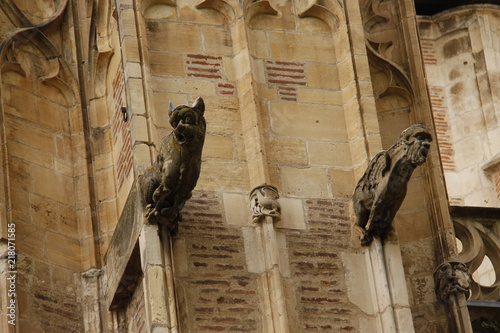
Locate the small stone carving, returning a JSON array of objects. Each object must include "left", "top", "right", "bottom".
[
  {"left": 250, "top": 184, "right": 281, "bottom": 223},
  {"left": 434, "top": 261, "right": 471, "bottom": 302},
  {"left": 352, "top": 124, "right": 432, "bottom": 246},
  {"left": 139, "top": 97, "right": 206, "bottom": 230}
]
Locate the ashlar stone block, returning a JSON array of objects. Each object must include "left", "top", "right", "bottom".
[
  {"left": 203, "top": 135, "right": 233, "bottom": 159},
  {"left": 269, "top": 101, "right": 347, "bottom": 141},
  {"left": 31, "top": 164, "right": 74, "bottom": 205},
  {"left": 308, "top": 141, "right": 351, "bottom": 167},
  {"left": 280, "top": 166, "right": 329, "bottom": 198},
  {"left": 223, "top": 193, "right": 250, "bottom": 226},
  {"left": 307, "top": 63, "right": 341, "bottom": 90},
  {"left": 268, "top": 31, "right": 336, "bottom": 63}
]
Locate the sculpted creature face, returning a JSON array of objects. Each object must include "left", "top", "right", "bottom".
[
  {"left": 400, "top": 124, "right": 432, "bottom": 166},
  {"left": 168, "top": 97, "right": 206, "bottom": 149}
]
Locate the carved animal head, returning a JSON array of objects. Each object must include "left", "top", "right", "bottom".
[
  {"left": 399, "top": 124, "right": 432, "bottom": 166},
  {"left": 168, "top": 97, "right": 206, "bottom": 150}
]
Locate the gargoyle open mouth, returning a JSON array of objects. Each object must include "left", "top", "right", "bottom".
[
  {"left": 176, "top": 133, "right": 187, "bottom": 144},
  {"left": 420, "top": 149, "right": 428, "bottom": 159}
]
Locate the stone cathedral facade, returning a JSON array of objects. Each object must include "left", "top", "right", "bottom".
[{"left": 0, "top": 0, "right": 499, "bottom": 332}]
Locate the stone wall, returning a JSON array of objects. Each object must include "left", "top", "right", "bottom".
[
  {"left": 418, "top": 5, "right": 500, "bottom": 207},
  {"left": 0, "top": 30, "right": 86, "bottom": 331},
  {"left": 0, "top": 0, "right": 479, "bottom": 332}
]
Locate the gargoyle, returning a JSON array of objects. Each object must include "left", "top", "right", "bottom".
[
  {"left": 139, "top": 97, "right": 206, "bottom": 230},
  {"left": 352, "top": 124, "right": 432, "bottom": 246}
]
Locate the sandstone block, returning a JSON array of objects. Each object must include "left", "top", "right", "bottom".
[
  {"left": 268, "top": 31, "right": 337, "bottom": 63},
  {"left": 280, "top": 166, "right": 329, "bottom": 198},
  {"left": 7, "top": 139, "right": 52, "bottom": 169},
  {"left": 151, "top": 76, "right": 216, "bottom": 96},
  {"left": 94, "top": 167, "right": 117, "bottom": 201},
  {"left": 16, "top": 223, "right": 46, "bottom": 261},
  {"left": 130, "top": 114, "right": 149, "bottom": 143},
  {"left": 146, "top": 22, "right": 200, "bottom": 53},
  {"left": 248, "top": 29, "right": 269, "bottom": 58},
  {"left": 306, "top": 64, "right": 340, "bottom": 90},
  {"left": 29, "top": 193, "right": 57, "bottom": 229},
  {"left": 308, "top": 141, "right": 351, "bottom": 167},
  {"left": 329, "top": 168, "right": 355, "bottom": 199},
  {"left": 203, "top": 135, "right": 234, "bottom": 159},
  {"left": 31, "top": 164, "right": 74, "bottom": 205},
  {"left": 6, "top": 115, "right": 56, "bottom": 155},
  {"left": 59, "top": 204, "right": 79, "bottom": 236},
  {"left": 269, "top": 101, "right": 347, "bottom": 141},
  {"left": 297, "top": 88, "right": 342, "bottom": 105},
  {"left": 196, "top": 160, "right": 249, "bottom": 192},
  {"left": 223, "top": 193, "right": 250, "bottom": 226},
  {"left": 266, "top": 138, "right": 307, "bottom": 165},
  {"left": 149, "top": 51, "right": 185, "bottom": 77},
  {"left": 47, "top": 233, "right": 81, "bottom": 271},
  {"left": 202, "top": 25, "right": 233, "bottom": 56},
  {"left": 275, "top": 197, "right": 305, "bottom": 230},
  {"left": 122, "top": 37, "right": 140, "bottom": 63}
]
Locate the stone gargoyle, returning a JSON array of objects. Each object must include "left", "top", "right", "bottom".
[
  {"left": 139, "top": 97, "right": 206, "bottom": 230},
  {"left": 352, "top": 124, "right": 432, "bottom": 246}
]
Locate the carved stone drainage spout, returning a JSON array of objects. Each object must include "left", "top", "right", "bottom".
[{"left": 352, "top": 124, "right": 432, "bottom": 246}]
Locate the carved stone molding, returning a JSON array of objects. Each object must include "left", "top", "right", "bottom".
[
  {"left": 454, "top": 219, "right": 500, "bottom": 300},
  {"left": 0, "top": 0, "right": 78, "bottom": 104},
  {"left": 361, "top": 0, "right": 413, "bottom": 102},
  {"left": 1, "top": 30, "right": 77, "bottom": 105},
  {"left": 434, "top": 261, "right": 471, "bottom": 302},
  {"left": 141, "top": 0, "right": 176, "bottom": 19},
  {"left": 91, "top": 0, "right": 118, "bottom": 98},
  {"left": 196, "top": 0, "right": 237, "bottom": 23},
  {"left": 243, "top": 0, "right": 278, "bottom": 23},
  {"left": 298, "top": 1, "right": 341, "bottom": 31},
  {"left": 249, "top": 184, "right": 281, "bottom": 223}
]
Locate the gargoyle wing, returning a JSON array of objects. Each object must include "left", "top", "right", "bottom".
[{"left": 364, "top": 150, "right": 391, "bottom": 190}]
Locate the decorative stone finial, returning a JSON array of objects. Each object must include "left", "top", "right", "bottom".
[
  {"left": 352, "top": 124, "right": 432, "bottom": 246},
  {"left": 249, "top": 184, "right": 281, "bottom": 223},
  {"left": 139, "top": 97, "right": 206, "bottom": 231},
  {"left": 434, "top": 261, "right": 471, "bottom": 302}
]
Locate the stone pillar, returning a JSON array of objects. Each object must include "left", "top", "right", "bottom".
[
  {"left": 81, "top": 268, "right": 102, "bottom": 332},
  {"left": 139, "top": 223, "right": 178, "bottom": 333},
  {"left": 365, "top": 239, "right": 416, "bottom": 333},
  {"left": 249, "top": 185, "right": 289, "bottom": 333}
]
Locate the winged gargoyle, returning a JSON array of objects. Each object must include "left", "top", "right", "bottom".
[{"left": 352, "top": 124, "right": 432, "bottom": 246}]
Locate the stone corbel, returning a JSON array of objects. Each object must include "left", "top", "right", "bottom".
[
  {"left": 434, "top": 261, "right": 471, "bottom": 302},
  {"left": 248, "top": 184, "right": 289, "bottom": 332},
  {"left": 250, "top": 184, "right": 281, "bottom": 223}
]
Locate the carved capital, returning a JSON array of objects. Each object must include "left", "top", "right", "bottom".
[
  {"left": 249, "top": 184, "right": 281, "bottom": 223},
  {"left": 434, "top": 261, "right": 471, "bottom": 302}
]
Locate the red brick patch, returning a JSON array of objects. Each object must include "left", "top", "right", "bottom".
[
  {"left": 111, "top": 64, "right": 133, "bottom": 189},
  {"left": 429, "top": 87, "right": 455, "bottom": 171},
  {"left": 265, "top": 60, "right": 307, "bottom": 101}
]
